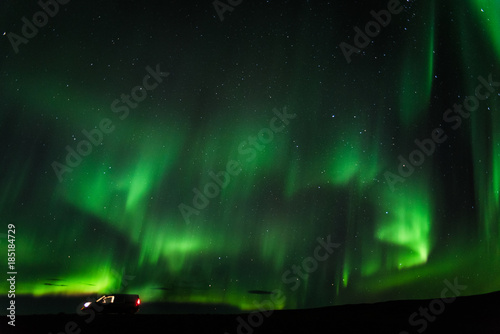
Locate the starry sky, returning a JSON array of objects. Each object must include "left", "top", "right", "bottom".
[{"left": 0, "top": 0, "right": 499, "bottom": 314}]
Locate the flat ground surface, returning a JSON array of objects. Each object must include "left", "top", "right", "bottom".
[{"left": 2, "top": 292, "right": 499, "bottom": 334}]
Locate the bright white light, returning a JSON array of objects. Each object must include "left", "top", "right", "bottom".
[{"left": 84, "top": 302, "right": 91, "bottom": 308}]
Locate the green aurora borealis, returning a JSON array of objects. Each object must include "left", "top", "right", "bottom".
[{"left": 1, "top": 0, "right": 499, "bottom": 314}]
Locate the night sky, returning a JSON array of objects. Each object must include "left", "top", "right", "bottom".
[{"left": 1, "top": 0, "right": 499, "bottom": 314}]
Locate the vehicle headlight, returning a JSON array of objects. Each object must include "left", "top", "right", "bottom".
[{"left": 84, "top": 302, "right": 91, "bottom": 308}]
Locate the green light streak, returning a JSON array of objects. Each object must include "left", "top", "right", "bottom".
[
  {"left": 399, "top": 1, "right": 435, "bottom": 125},
  {"left": 342, "top": 261, "right": 350, "bottom": 287},
  {"left": 260, "top": 227, "right": 288, "bottom": 269},
  {"left": 376, "top": 186, "right": 433, "bottom": 269},
  {"left": 327, "top": 129, "right": 382, "bottom": 187},
  {"left": 469, "top": 0, "right": 500, "bottom": 58}
]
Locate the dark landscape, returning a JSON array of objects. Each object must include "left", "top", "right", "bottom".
[{"left": 2, "top": 291, "right": 499, "bottom": 334}]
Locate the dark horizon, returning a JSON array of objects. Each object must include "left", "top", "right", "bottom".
[
  {"left": 2, "top": 291, "right": 500, "bottom": 333},
  {"left": 1, "top": 1, "right": 499, "bottom": 329},
  {"left": 0, "top": 286, "right": 495, "bottom": 316}
]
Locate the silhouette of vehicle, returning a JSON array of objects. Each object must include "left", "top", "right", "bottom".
[{"left": 81, "top": 294, "right": 141, "bottom": 314}]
